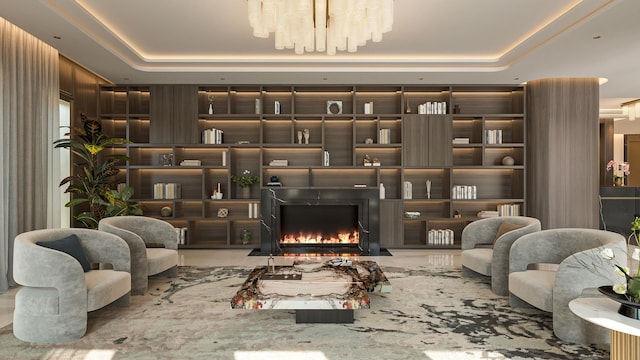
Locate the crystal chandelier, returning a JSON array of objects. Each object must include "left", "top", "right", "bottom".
[{"left": 247, "top": 0, "right": 394, "bottom": 55}]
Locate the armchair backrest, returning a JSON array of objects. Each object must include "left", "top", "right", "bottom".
[
  {"left": 461, "top": 216, "right": 541, "bottom": 250},
  {"left": 99, "top": 216, "right": 178, "bottom": 250}
]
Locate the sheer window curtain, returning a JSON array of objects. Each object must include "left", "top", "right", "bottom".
[{"left": 0, "top": 18, "right": 59, "bottom": 293}]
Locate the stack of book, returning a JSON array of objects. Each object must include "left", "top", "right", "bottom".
[
  {"left": 477, "top": 210, "right": 499, "bottom": 218},
  {"left": 268, "top": 159, "right": 288, "bottom": 166},
  {"left": 452, "top": 137, "right": 470, "bottom": 144},
  {"left": 202, "top": 128, "right": 224, "bottom": 144},
  {"left": 266, "top": 181, "right": 282, "bottom": 187},
  {"left": 179, "top": 159, "right": 201, "bottom": 166}
]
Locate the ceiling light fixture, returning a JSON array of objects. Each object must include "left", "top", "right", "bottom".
[
  {"left": 247, "top": 0, "right": 393, "bottom": 55},
  {"left": 622, "top": 99, "right": 640, "bottom": 121}
]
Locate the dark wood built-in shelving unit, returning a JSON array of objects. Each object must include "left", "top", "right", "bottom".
[{"left": 97, "top": 84, "right": 526, "bottom": 249}]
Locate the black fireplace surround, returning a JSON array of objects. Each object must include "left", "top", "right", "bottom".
[{"left": 260, "top": 188, "right": 380, "bottom": 255}]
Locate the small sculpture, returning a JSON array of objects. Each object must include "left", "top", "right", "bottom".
[
  {"left": 297, "top": 130, "right": 303, "bottom": 144},
  {"left": 364, "top": 154, "right": 372, "bottom": 166},
  {"left": 207, "top": 93, "right": 214, "bottom": 115},
  {"left": 303, "top": 129, "right": 310, "bottom": 144}
]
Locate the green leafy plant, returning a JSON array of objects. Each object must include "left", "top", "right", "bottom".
[
  {"left": 231, "top": 169, "right": 259, "bottom": 188},
  {"left": 54, "top": 113, "right": 140, "bottom": 228}
]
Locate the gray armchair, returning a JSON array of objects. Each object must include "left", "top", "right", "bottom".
[
  {"left": 461, "top": 216, "right": 541, "bottom": 295},
  {"left": 13, "top": 228, "right": 131, "bottom": 343},
  {"left": 99, "top": 216, "right": 178, "bottom": 295},
  {"left": 508, "top": 228, "right": 627, "bottom": 344}
]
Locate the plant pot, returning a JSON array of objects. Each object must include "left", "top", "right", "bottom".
[
  {"left": 241, "top": 187, "right": 251, "bottom": 199},
  {"left": 628, "top": 277, "right": 640, "bottom": 301},
  {"left": 614, "top": 178, "right": 623, "bottom": 186}
]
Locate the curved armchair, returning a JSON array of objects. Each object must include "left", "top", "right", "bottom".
[
  {"left": 99, "top": 216, "right": 178, "bottom": 295},
  {"left": 508, "top": 228, "right": 627, "bottom": 344},
  {"left": 461, "top": 216, "right": 541, "bottom": 295},
  {"left": 13, "top": 228, "right": 131, "bottom": 343}
]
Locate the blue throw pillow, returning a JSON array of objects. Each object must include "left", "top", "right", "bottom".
[{"left": 37, "top": 234, "right": 92, "bottom": 272}]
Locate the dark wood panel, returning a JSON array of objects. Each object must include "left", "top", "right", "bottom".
[
  {"left": 173, "top": 85, "right": 198, "bottom": 143},
  {"left": 527, "top": 78, "right": 599, "bottom": 229},
  {"left": 403, "top": 115, "right": 430, "bottom": 167},
  {"left": 380, "top": 200, "right": 404, "bottom": 248},
  {"left": 428, "top": 115, "right": 452, "bottom": 166},
  {"left": 149, "top": 85, "right": 174, "bottom": 144}
]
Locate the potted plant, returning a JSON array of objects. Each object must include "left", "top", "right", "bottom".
[
  {"left": 54, "top": 113, "right": 141, "bottom": 228},
  {"left": 231, "top": 169, "right": 259, "bottom": 199}
]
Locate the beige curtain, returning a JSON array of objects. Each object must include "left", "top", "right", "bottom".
[{"left": 0, "top": 18, "right": 59, "bottom": 292}]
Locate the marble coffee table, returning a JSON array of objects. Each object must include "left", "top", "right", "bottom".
[{"left": 231, "top": 259, "right": 391, "bottom": 323}]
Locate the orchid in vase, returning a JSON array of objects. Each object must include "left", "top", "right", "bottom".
[{"left": 606, "top": 160, "right": 630, "bottom": 186}]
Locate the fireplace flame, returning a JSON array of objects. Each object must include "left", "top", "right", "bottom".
[{"left": 280, "top": 230, "right": 359, "bottom": 244}]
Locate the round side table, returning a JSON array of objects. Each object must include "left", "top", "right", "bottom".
[{"left": 569, "top": 296, "right": 640, "bottom": 360}]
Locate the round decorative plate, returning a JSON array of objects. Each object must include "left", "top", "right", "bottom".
[{"left": 217, "top": 208, "right": 228, "bottom": 218}]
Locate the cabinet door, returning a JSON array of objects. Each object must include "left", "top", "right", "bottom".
[
  {"left": 150, "top": 85, "right": 198, "bottom": 144},
  {"left": 380, "top": 200, "right": 404, "bottom": 248},
  {"left": 403, "top": 114, "right": 452, "bottom": 167}
]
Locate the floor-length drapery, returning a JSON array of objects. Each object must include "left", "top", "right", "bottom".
[{"left": 0, "top": 17, "right": 59, "bottom": 293}]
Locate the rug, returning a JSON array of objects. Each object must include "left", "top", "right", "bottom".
[{"left": 0, "top": 266, "right": 608, "bottom": 360}]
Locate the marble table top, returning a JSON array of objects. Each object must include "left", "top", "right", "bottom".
[
  {"left": 231, "top": 260, "right": 391, "bottom": 310},
  {"left": 569, "top": 296, "right": 640, "bottom": 336}
]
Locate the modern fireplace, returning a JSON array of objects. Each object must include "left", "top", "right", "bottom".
[{"left": 260, "top": 188, "right": 380, "bottom": 255}]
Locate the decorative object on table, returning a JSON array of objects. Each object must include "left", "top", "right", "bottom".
[
  {"left": 501, "top": 155, "right": 515, "bottom": 166},
  {"left": 454, "top": 210, "right": 461, "bottom": 218},
  {"left": 241, "top": 229, "right": 252, "bottom": 245},
  {"left": 363, "top": 154, "right": 372, "bottom": 166},
  {"left": 453, "top": 104, "right": 461, "bottom": 114},
  {"left": 160, "top": 206, "right": 173, "bottom": 217},
  {"left": 326, "top": 100, "right": 342, "bottom": 114},
  {"left": 364, "top": 137, "right": 374, "bottom": 144},
  {"left": 297, "top": 130, "right": 303, "bottom": 144},
  {"left": 222, "top": 150, "right": 227, "bottom": 166},
  {"left": 217, "top": 208, "right": 229, "bottom": 218},
  {"left": 405, "top": 98, "right": 411, "bottom": 113},
  {"left": 379, "top": 183, "right": 385, "bottom": 199},
  {"left": 255, "top": 99, "right": 261, "bottom": 114},
  {"left": 231, "top": 169, "right": 259, "bottom": 198},
  {"left": 606, "top": 160, "right": 630, "bottom": 186},
  {"left": 581, "top": 218, "right": 640, "bottom": 318},
  {"left": 274, "top": 100, "right": 281, "bottom": 114},
  {"left": 303, "top": 128, "right": 310, "bottom": 144},
  {"left": 426, "top": 180, "right": 432, "bottom": 199},
  {"left": 207, "top": 93, "right": 214, "bottom": 114},
  {"left": 372, "top": 157, "right": 380, "bottom": 166},
  {"left": 53, "top": 112, "right": 139, "bottom": 228}
]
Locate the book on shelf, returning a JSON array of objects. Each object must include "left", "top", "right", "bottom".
[
  {"left": 180, "top": 159, "right": 201, "bottom": 166},
  {"left": 497, "top": 204, "right": 520, "bottom": 216},
  {"left": 484, "top": 129, "right": 503, "bottom": 144},
  {"left": 452, "top": 138, "right": 470, "bottom": 144},
  {"left": 452, "top": 185, "right": 477, "bottom": 200},
  {"left": 153, "top": 183, "right": 181, "bottom": 199},
  {"left": 477, "top": 210, "right": 499, "bottom": 218},
  {"left": 378, "top": 128, "right": 391, "bottom": 144},
  {"left": 268, "top": 159, "right": 289, "bottom": 166},
  {"left": 266, "top": 182, "right": 282, "bottom": 187},
  {"left": 202, "top": 128, "right": 223, "bottom": 144}
]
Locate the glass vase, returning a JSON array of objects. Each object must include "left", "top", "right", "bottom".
[{"left": 628, "top": 277, "right": 640, "bottom": 301}]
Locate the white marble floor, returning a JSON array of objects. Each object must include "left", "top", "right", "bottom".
[{"left": 0, "top": 249, "right": 461, "bottom": 329}]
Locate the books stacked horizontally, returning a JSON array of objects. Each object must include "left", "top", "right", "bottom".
[
  {"left": 202, "top": 128, "right": 223, "bottom": 144},
  {"left": 268, "top": 159, "right": 288, "bottom": 166},
  {"left": 153, "top": 183, "right": 181, "bottom": 199},
  {"left": 451, "top": 185, "right": 477, "bottom": 199},
  {"left": 485, "top": 129, "right": 503, "bottom": 144},
  {"left": 180, "top": 159, "right": 201, "bottom": 166},
  {"left": 477, "top": 210, "right": 499, "bottom": 218},
  {"left": 452, "top": 137, "right": 470, "bottom": 144},
  {"left": 497, "top": 204, "right": 520, "bottom": 216},
  {"left": 378, "top": 128, "right": 391, "bottom": 144},
  {"left": 266, "top": 181, "right": 282, "bottom": 187}
]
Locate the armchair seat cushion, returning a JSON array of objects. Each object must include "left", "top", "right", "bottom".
[
  {"left": 461, "top": 248, "right": 493, "bottom": 276},
  {"left": 509, "top": 270, "right": 556, "bottom": 313},
  {"left": 146, "top": 248, "right": 179, "bottom": 276},
  {"left": 85, "top": 270, "right": 131, "bottom": 312}
]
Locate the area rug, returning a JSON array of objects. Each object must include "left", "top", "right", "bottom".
[{"left": 0, "top": 266, "right": 608, "bottom": 360}]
